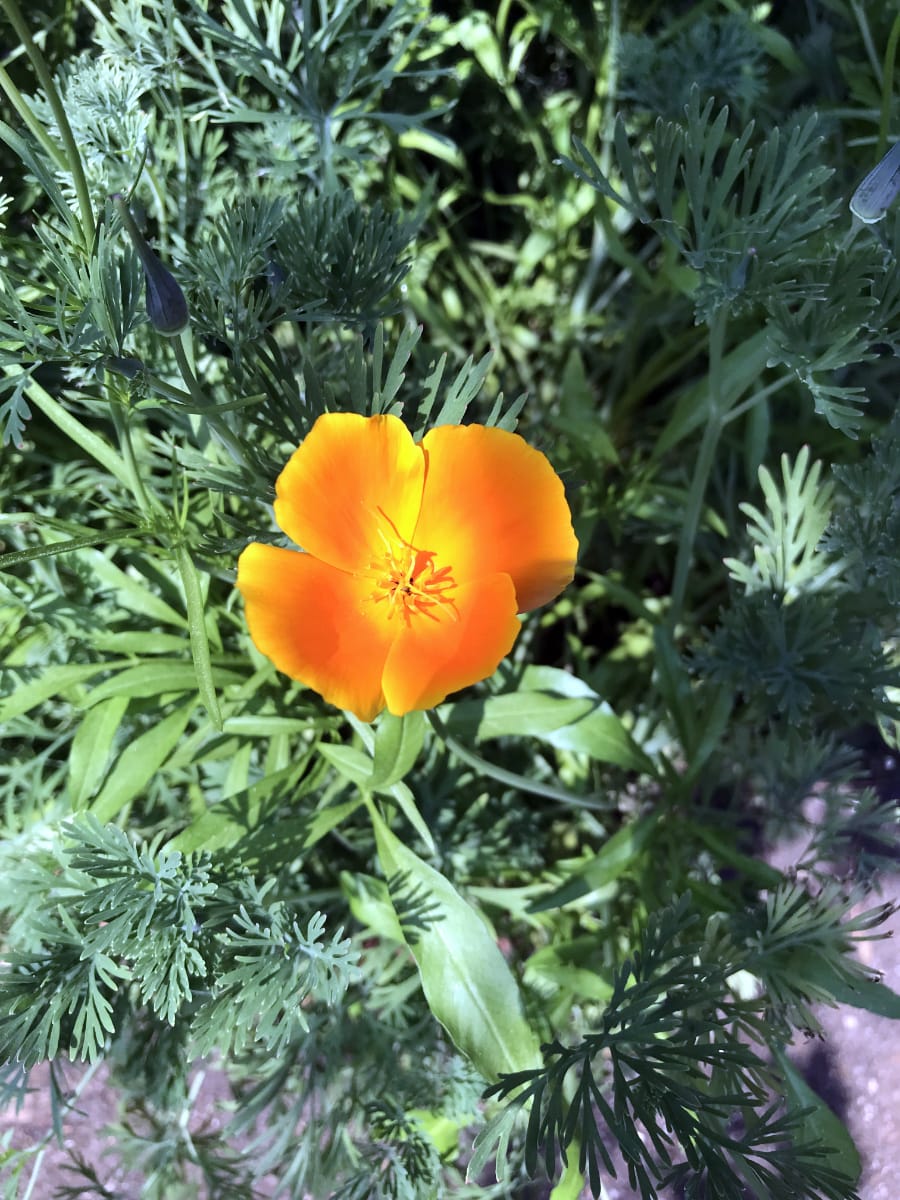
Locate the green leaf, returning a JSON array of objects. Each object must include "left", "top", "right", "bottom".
[
  {"left": 523, "top": 939, "right": 615, "bottom": 1004},
  {"left": 724, "top": 447, "right": 840, "bottom": 599},
  {"left": 549, "top": 1153, "right": 586, "bottom": 1200},
  {"left": 0, "top": 662, "right": 114, "bottom": 722},
  {"left": 299, "top": 794, "right": 366, "bottom": 850},
  {"left": 81, "top": 662, "right": 241, "bottom": 706},
  {"left": 319, "top": 743, "right": 374, "bottom": 788},
  {"left": 344, "top": 715, "right": 436, "bottom": 852},
  {"left": 368, "top": 802, "right": 541, "bottom": 1081},
  {"left": 175, "top": 543, "right": 222, "bottom": 731},
  {"left": 789, "top": 949, "right": 900, "bottom": 1018},
  {"left": 89, "top": 701, "right": 193, "bottom": 821},
  {"left": 774, "top": 1049, "right": 861, "bottom": 1182},
  {"left": 67, "top": 695, "right": 129, "bottom": 807},
  {"left": 80, "top": 548, "right": 189, "bottom": 628},
  {"left": 443, "top": 670, "right": 654, "bottom": 774},
  {"left": 467, "top": 1103, "right": 521, "bottom": 1186},
  {"left": 168, "top": 758, "right": 325, "bottom": 856},
  {"left": 341, "top": 871, "right": 404, "bottom": 942},
  {"left": 528, "top": 812, "right": 660, "bottom": 912},
  {"left": 371, "top": 711, "right": 426, "bottom": 787}
]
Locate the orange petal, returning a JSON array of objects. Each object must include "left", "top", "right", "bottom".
[
  {"left": 381, "top": 573, "right": 520, "bottom": 715},
  {"left": 415, "top": 425, "right": 578, "bottom": 611},
  {"left": 273, "top": 413, "right": 425, "bottom": 572},
  {"left": 236, "top": 542, "right": 394, "bottom": 721}
]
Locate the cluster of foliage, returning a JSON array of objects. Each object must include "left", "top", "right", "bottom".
[{"left": 1, "top": 1, "right": 899, "bottom": 1197}]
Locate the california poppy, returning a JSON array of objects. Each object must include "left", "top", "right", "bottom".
[{"left": 237, "top": 413, "right": 578, "bottom": 721}]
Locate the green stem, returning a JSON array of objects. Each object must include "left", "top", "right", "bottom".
[
  {"left": 426, "top": 711, "right": 611, "bottom": 812},
  {"left": 110, "top": 402, "right": 159, "bottom": 518},
  {"left": 0, "top": 62, "right": 67, "bottom": 168},
  {"left": 0, "top": 0, "right": 94, "bottom": 249},
  {"left": 850, "top": 0, "right": 882, "bottom": 87},
  {"left": 23, "top": 377, "right": 132, "bottom": 489},
  {"left": 723, "top": 374, "right": 792, "bottom": 425},
  {"left": 879, "top": 13, "right": 900, "bottom": 159},
  {"left": 669, "top": 308, "right": 729, "bottom": 625}
]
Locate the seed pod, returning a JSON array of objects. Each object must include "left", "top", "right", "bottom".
[{"left": 113, "top": 194, "right": 189, "bottom": 336}]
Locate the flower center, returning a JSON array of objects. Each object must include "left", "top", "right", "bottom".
[{"left": 365, "top": 508, "right": 457, "bottom": 625}]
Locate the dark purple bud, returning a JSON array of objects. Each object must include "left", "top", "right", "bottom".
[{"left": 113, "top": 194, "right": 189, "bottom": 337}]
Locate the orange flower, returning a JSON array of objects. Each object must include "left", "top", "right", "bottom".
[{"left": 237, "top": 413, "right": 578, "bottom": 721}]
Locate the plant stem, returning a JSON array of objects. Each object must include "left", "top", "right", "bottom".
[
  {"left": 0, "top": 62, "right": 67, "bottom": 168},
  {"left": 24, "top": 378, "right": 133, "bottom": 490},
  {"left": 0, "top": 0, "right": 94, "bottom": 249},
  {"left": 669, "top": 307, "right": 729, "bottom": 625},
  {"left": 110, "top": 402, "right": 157, "bottom": 519},
  {"left": 879, "top": 13, "right": 900, "bottom": 159}
]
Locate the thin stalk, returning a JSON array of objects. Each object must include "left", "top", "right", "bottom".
[
  {"left": 849, "top": 0, "right": 882, "bottom": 87},
  {"left": 24, "top": 378, "right": 133, "bottom": 490},
  {"left": 426, "top": 711, "right": 612, "bottom": 812},
  {"left": 723, "top": 374, "right": 792, "bottom": 425},
  {"left": 879, "top": 13, "right": 900, "bottom": 159},
  {"left": 669, "top": 308, "right": 729, "bottom": 625},
  {"left": 0, "top": 0, "right": 94, "bottom": 249},
  {"left": 0, "top": 62, "right": 67, "bottom": 168},
  {"left": 110, "top": 402, "right": 158, "bottom": 519}
]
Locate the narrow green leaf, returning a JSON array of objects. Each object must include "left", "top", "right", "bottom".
[
  {"left": 0, "top": 526, "right": 148, "bottom": 570},
  {"left": 80, "top": 548, "right": 189, "bottom": 628},
  {"left": 299, "top": 795, "right": 365, "bottom": 850},
  {"left": 774, "top": 1049, "right": 862, "bottom": 1182},
  {"left": 466, "top": 1103, "right": 521, "bottom": 1185},
  {"left": 319, "top": 743, "right": 374, "bottom": 788},
  {"left": 0, "top": 662, "right": 114, "bottom": 723},
  {"left": 81, "top": 662, "right": 241, "bottom": 706},
  {"left": 67, "top": 695, "right": 129, "bottom": 807},
  {"left": 90, "top": 701, "right": 193, "bottom": 821},
  {"left": 341, "top": 871, "right": 405, "bottom": 942},
  {"left": 24, "top": 381, "right": 133, "bottom": 490},
  {"left": 371, "top": 711, "right": 426, "bottom": 787},
  {"left": 344, "top": 714, "right": 436, "bottom": 852},
  {"left": 168, "top": 759, "right": 320, "bottom": 855},
  {"left": 549, "top": 1152, "right": 586, "bottom": 1200},
  {"left": 383, "top": 780, "right": 435, "bottom": 854},
  {"left": 528, "top": 813, "right": 660, "bottom": 912},
  {"left": 788, "top": 950, "right": 900, "bottom": 1018},
  {"left": 222, "top": 715, "right": 323, "bottom": 736},
  {"left": 368, "top": 802, "right": 541, "bottom": 1081},
  {"left": 91, "top": 632, "right": 192, "bottom": 656},
  {"left": 175, "top": 543, "right": 222, "bottom": 730},
  {"left": 442, "top": 684, "right": 652, "bottom": 774}
]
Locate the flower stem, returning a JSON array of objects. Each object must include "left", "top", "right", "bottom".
[
  {"left": 0, "top": 0, "right": 95, "bottom": 249},
  {"left": 110, "top": 401, "right": 158, "bottom": 519},
  {"left": 668, "top": 308, "right": 729, "bottom": 626}
]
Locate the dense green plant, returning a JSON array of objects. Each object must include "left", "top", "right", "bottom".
[{"left": 1, "top": 1, "right": 900, "bottom": 1198}]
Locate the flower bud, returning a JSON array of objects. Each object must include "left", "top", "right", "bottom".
[
  {"left": 113, "top": 194, "right": 189, "bottom": 336},
  {"left": 850, "top": 141, "right": 900, "bottom": 225}
]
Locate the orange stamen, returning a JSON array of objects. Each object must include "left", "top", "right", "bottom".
[{"left": 364, "top": 507, "right": 458, "bottom": 625}]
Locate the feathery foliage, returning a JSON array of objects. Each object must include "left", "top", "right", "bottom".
[{"left": 1, "top": 1, "right": 899, "bottom": 1197}]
